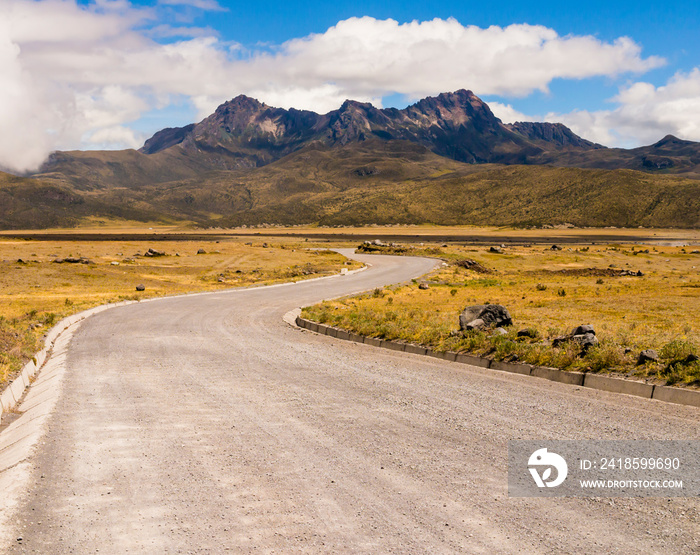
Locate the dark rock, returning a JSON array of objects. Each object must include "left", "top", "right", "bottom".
[
  {"left": 552, "top": 336, "right": 569, "bottom": 347},
  {"left": 418, "top": 283, "right": 429, "bottom": 290},
  {"left": 455, "top": 259, "right": 492, "bottom": 274},
  {"left": 571, "top": 324, "right": 595, "bottom": 336},
  {"left": 196, "top": 248, "right": 206, "bottom": 255},
  {"left": 637, "top": 349, "right": 659, "bottom": 365},
  {"left": 135, "top": 284, "right": 146, "bottom": 291},
  {"left": 573, "top": 333, "right": 599, "bottom": 350},
  {"left": 489, "top": 246, "right": 503, "bottom": 254},
  {"left": 551, "top": 245, "right": 562, "bottom": 250},
  {"left": 144, "top": 248, "right": 165, "bottom": 257},
  {"left": 517, "top": 328, "right": 537, "bottom": 338},
  {"left": 459, "top": 304, "right": 512, "bottom": 331},
  {"left": 684, "top": 354, "right": 699, "bottom": 364}
]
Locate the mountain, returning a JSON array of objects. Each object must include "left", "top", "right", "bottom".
[
  {"left": 2, "top": 89, "right": 697, "bottom": 230},
  {"left": 137, "top": 89, "right": 603, "bottom": 167}
]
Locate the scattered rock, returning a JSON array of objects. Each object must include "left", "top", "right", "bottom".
[
  {"left": 217, "top": 276, "right": 225, "bottom": 283},
  {"left": 262, "top": 243, "right": 269, "bottom": 248},
  {"left": 143, "top": 248, "right": 165, "bottom": 257},
  {"left": 110, "top": 261, "right": 120, "bottom": 266},
  {"left": 683, "top": 354, "right": 699, "bottom": 364},
  {"left": 637, "top": 349, "right": 659, "bottom": 365},
  {"left": 572, "top": 333, "right": 599, "bottom": 350},
  {"left": 489, "top": 246, "right": 503, "bottom": 254},
  {"left": 418, "top": 283, "right": 429, "bottom": 290},
  {"left": 455, "top": 259, "right": 492, "bottom": 274},
  {"left": 517, "top": 328, "right": 537, "bottom": 339},
  {"left": 551, "top": 245, "right": 562, "bottom": 251},
  {"left": 196, "top": 248, "right": 206, "bottom": 255},
  {"left": 135, "top": 284, "right": 146, "bottom": 292},
  {"left": 492, "top": 327, "right": 508, "bottom": 336},
  {"left": 459, "top": 304, "right": 512, "bottom": 331}
]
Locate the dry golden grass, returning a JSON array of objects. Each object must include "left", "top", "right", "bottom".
[
  {"left": 0, "top": 234, "right": 358, "bottom": 387},
  {"left": 304, "top": 241, "right": 700, "bottom": 386}
]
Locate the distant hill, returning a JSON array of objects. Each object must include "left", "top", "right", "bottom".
[{"left": 4, "top": 140, "right": 698, "bottom": 229}]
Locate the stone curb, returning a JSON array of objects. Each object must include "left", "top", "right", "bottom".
[{"left": 294, "top": 317, "right": 699, "bottom": 409}]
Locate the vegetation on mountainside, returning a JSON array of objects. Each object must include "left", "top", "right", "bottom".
[{"left": 4, "top": 141, "right": 700, "bottom": 230}]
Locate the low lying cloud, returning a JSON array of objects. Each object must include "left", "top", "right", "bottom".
[{"left": 0, "top": 1, "right": 670, "bottom": 172}]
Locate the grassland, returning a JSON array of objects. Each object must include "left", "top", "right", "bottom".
[
  {"left": 0, "top": 233, "right": 359, "bottom": 388},
  {"left": 303, "top": 240, "right": 700, "bottom": 387}
]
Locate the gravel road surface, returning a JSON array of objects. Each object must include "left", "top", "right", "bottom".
[{"left": 2, "top": 250, "right": 699, "bottom": 554}]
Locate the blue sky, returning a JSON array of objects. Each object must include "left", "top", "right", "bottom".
[{"left": 1, "top": 0, "right": 700, "bottom": 172}]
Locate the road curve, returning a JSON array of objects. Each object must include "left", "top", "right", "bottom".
[{"left": 2, "top": 250, "right": 699, "bottom": 554}]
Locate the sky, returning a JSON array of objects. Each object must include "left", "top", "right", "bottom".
[{"left": 1, "top": 0, "right": 700, "bottom": 173}]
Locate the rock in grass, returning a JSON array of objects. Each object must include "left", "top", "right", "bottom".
[
  {"left": 573, "top": 333, "right": 599, "bottom": 351},
  {"left": 492, "top": 327, "right": 508, "bottom": 336},
  {"left": 459, "top": 304, "right": 512, "bottom": 331},
  {"left": 135, "top": 284, "right": 146, "bottom": 292},
  {"left": 144, "top": 248, "right": 165, "bottom": 257},
  {"left": 196, "top": 248, "right": 206, "bottom": 255},
  {"left": 571, "top": 324, "right": 595, "bottom": 336},
  {"left": 489, "top": 246, "right": 503, "bottom": 254},
  {"left": 637, "top": 349, "right": 659, "bottom": 365},
  {"left": 517, "top": 328, "right": 538, "bottom": 338},
  {"left": 418, "top": 283, "right": 429, "bottom": 290}
]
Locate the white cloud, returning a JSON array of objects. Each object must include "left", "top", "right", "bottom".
[
  {"left": 158, "top": 0, "right": 225, "bottom": 10},
  {"left": 539, "top": 68, "right": 700, "bottom": 147},
  {"left": 0, "top": 3, "right": 668, "bottom": 172},
  {"left": 488, "top": 102, "right": 538, "bottom": 124}
]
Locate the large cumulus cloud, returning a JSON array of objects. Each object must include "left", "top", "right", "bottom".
[{"left": 0, "top": 1, "right": 668, "bottom": 172}]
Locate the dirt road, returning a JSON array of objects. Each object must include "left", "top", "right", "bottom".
[{"left": 2, "top": 251, "right": 698, "bottom": 553}]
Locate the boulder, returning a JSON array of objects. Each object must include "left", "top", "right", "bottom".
[
  {"left": 492, "top": 327, "right": 508, "bottom": 336},
  {"left": 196, "top": 248, "right": 206, "bottom": 255},
  {"left": 571, "top": 324, "right": 595, "bottom": 336},
  {"left": 459, "top": 304, "right": 512, "bottom": 331},
  {"left": 517, "top": 328, "right": 537, "bottom": 339},
  {"left": 489, "top": 246, "right": 503, "bottom": 254},
  {"left": 135, "top": 284, "right": 146, "bottom": 292},
  {"left": 418, "top": 283, "right": 429, "bottom": 290},
  {"left": 637, "top": 349, "right": 659, "bottom": 365}
]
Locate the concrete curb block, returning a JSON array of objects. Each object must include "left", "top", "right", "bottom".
[
  {"left": 583, "top": 373, "right": 654, "bottom": 399},
  {"left": 490, "top": 360, "right": 532, "bottom": 376},
  {"left": 532, "top": 366, "right": 585, "bottom": 386},
  {"left": 652, "top": 386, "right": 700, "bottom": 407},
  {"left": 293, "top": 316, "right": 700, "bottom": 409}
]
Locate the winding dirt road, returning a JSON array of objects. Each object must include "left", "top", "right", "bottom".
[{"left": 1, "top": 251, "right": 698, "bottom": 554}]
